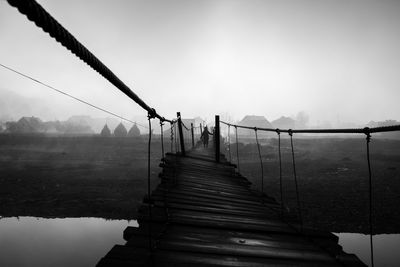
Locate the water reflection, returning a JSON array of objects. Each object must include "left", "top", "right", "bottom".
[
  {"left": 0, "top": 216, "right": 137, "bottom": 267},
  {"left": 336, "top": 233, "right": 400, "bottom": 267}
]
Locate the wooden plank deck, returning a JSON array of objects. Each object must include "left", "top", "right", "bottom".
[{"left": 97, "top": 148, "right": 366, "bottom": 267}]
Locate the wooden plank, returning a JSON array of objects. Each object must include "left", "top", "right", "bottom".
[
  {"left": 98, "top": 147, "right": 366, "bottom": 267},
  {"left": 102, "top": 245, "right": 342, "bottom": 267}
]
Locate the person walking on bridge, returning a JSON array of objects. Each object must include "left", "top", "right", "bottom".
[{"left": 201, "top": 126, "right": 213, "bottom": 148}]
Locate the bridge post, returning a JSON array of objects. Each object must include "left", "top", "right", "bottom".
[
  {"left": 215, "top": 115, "right": 220, "bottom": 162},
  {"left": 177, "top": 112, "right": 185, "bottom": 155},
  {"left": 191, "top": 123, "right": 195, "bottom": 148},
  {"left": 200, "top": 123, "right": 203, "bottom": 136}
]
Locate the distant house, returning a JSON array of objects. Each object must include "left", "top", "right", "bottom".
[
  {"left": 127, "top": 123, "right": 141, "bottom": 137},
  {"left": 271, "top": 116, "right": 296, "bottom": 129},
  {"left": 100, "top": 124, "right": 111, "bottom": 137},
  {"left": 6, "top": 116, "right": 44, "bottom": 133},
  {"left": 114, "top": 123, "right": 128, "bottom": 137},
  {"left": 237, "top": 115, "right": 273, "bottom": 138}
]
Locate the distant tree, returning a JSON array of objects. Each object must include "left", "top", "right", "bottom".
[
  {"left": 5, "top": 116, "right": 44, "bottom": 133},
  {"left": 114, "top": 123, "right": 127, "bottom": 137},
  {"left": 295, "top": 111, "right": 309, "bottom": 129},
  {"left": 127, "top": 123, "right": 141, "bottom": 137},
  {"left": 271, "top": 116, "right": 295, "bottom": 129},
  {"left": 63, "top": 122, "right": 93, "bottom": 135},
  {"left": 100, "top": 124, "right": 111, "bottom": 137}
]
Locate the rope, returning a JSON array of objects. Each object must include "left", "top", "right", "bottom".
[
  {"left": 276, "top": 129, "right": 284, "bottom": 218},
  {"left": 6, "top": 0, "right": 171, "bottom": 123},
  {"left": 254, "top": 128, "right": 264, "bottom": 196},
  {"left": 181, "top": 120, "right": 190, "bottom": 131},
  {"left": 160, "top": 120, "right": 165, "bottom": 161},
  {"left": 0, "top": 63, "right": 149, "bottom": 129},
  {"left": 365, "top": 129, "right": 375, "bottom": 267},
  {"left": 220, "top": 120, "right": 400, "bottom": 135},
  {"left": 235, "top": 126, "right": 240, "bottom": 173},
  {"left": 147, "top": 114, "right": 153, "bottom": 253},
  {"left": 174, "top": 123, "right": 179, "bottom": 153},
  {"left": 288, "top": 130, "right": 303, "bottom": 231},
  {"left": 170, "top": 122, "right": 174, "bottom": 153},
  {"left": 228, "top": 125, "right": 232, "bottom": 162}
]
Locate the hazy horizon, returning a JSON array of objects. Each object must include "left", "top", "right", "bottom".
[{"left": 1, "top": 0, "right": 400, "bottom": 127}]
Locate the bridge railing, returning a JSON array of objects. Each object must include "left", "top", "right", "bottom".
[
  {"left": 3, "top": 0, "right": 194, "bottom": 254},
  {"left": 216, "top": 117, "right": 400, "bottom": 267}
]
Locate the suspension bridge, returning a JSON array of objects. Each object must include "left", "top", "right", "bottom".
[{"left": 4, "top": 0, "right": 400, "bottom": 266}]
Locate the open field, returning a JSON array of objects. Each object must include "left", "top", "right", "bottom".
[
  {"left": 227, "top": 137, "right": 400, "bottom": 234},
  {"left": 0, "top": 134, "right": 399, "bottom": 234},
  {"left": 0, "top": 134, "right": 166, "bottom": 219}
]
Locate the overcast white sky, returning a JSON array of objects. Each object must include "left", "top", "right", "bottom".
[{"left": 1, "top": 0, "right": 400, "bottom": 126}]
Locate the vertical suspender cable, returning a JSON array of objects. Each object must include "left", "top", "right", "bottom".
[
  {"left": 170, "top": 122, "right": 173, "bottom": 153},
  {"left": 289, "top": 130, "right": 303, "bottom": 231},
  {"left": 228, "top": 125, "right": 232, "bottom": 162},
  {"left": 276, "top": 129, "right": 284, "bottom": 218},
  {"left": 160, "top": 121, "right": 164, "bottom": 161},
  {"left": 174, "top": 123, "right": 178, "bottom": 153},
  {"left": 235, "top": 126, "right": 240, "bottom": 173},
  {"left": 255, "top": 128, "right": 264, "bottom": 196},
  {"left": 365, "top": 128, "right": 374, "bottom": 267},
  {"left": 147, "top": 114, "right": 153, "bottom": 253}
]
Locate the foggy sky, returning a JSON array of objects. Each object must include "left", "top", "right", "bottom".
[{"left": 1, "top": 0, "right": 400, "bottom": 126}]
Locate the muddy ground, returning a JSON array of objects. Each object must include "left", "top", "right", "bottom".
[{"left": 0, "top": 134, "right": 399, "bottom": 234}]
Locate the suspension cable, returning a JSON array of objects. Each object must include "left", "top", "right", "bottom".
[
  {"left": 147, "top": 114, "right": 154, "bottom": 253},
  {"left": 0, "top": 63, "right": 149, "bottom": 129},
  {"left": 288, "top": 130, "right": 303, "bottom": 231},
  {"left": 235, "top": 126, "right": 240, "bottom": 173},
  {"left": 228, "top": 125, "right": 232, "bottom": 162},
  {"left": 6, "top": 0, "right": 172, "bottom": 123},
  {"left": 276, "top": 129, "right": 284, "bottom": 218},
  {"left": 254, "top": 128, "right": 264, "bottom": 196},
  {"left": 160, "top": 120, "right": 165, "bottom": 161},
  {"left": 174, "top": 122, "right": 179, "bottom": 153},
  {"left": 220, "top": 120, "right": 400, "bottom": 135},
  {"left": 170, "top": 122, "right": 174, "bottom": 153},
  {"left": 364, "top": 128, "right": 375, "bottom": 267}
]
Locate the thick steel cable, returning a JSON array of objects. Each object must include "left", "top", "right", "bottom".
[
  {"left": 277, "top": 129, "right": 284, "bottom": 218},
  {"left": 255, "top": 129, "right": 264, "bottom": 196},
  {"left": 160, "top": 121, "right": 165, "bottom": 161},
  {"left": 365, "top": 130, "right": 375, "bottom": 267},
  {"left": 147, "top": 115, "right": 153, "bottom": 253},
  {"left": 6, "top": 0, "right": 171, "bottom": 123},
  {"left": 235, "top": 126, "right": 240, "bottom": 173},
  {"left": 0, "top": 63, "right": 148, "bottom": 129},
  {"left": 289, "top": 130, "right": 303, "bottom": 231},
  {"left": 228, "top": 125, "right": 232, "bottom": 162}
]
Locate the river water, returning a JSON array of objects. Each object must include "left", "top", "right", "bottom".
[
  {"left": 336, "top": 233, "right": 400, "bottom": 267},
  {"left": 0, "top": 217, "right": 399, "bottom": 267},
  {"left": 0, "top": 217, "right": 137, "bottom": 267}
]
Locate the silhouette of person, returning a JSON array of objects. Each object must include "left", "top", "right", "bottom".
[{"left": 201, "top": 126, "right": 213, "bottom": 148}]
